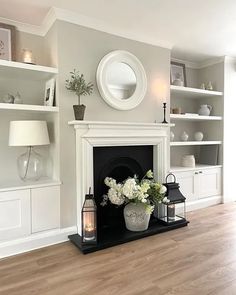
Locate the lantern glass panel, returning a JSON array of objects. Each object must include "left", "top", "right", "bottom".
[
  {"left": 157, "top": 201, "right": 186, "bottom": 224},
  {"left": 82, "top": 198, "right": 97, "bottom": 243}
]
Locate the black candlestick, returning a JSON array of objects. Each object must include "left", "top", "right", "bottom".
[{"left": 162, "top": 102, "right": 168, "bottom": 124}]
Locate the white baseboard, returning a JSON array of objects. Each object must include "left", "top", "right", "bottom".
[
  {"left": 0, "top": 226, "right": 77, "bottom": 259},
  {"left": 186, "top": 196, "right": 222, "bottom": 212}
]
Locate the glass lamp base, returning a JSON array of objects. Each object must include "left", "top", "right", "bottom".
[{"left": 17, "top": 147, "right": 43, "bottom": 181}]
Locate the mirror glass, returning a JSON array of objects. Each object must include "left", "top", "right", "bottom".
[{"left": 106, "top": 62, "right": 137, "bottom": 100}]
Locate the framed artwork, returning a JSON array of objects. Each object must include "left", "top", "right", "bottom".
[
  {"left": 170, "top": 61, "right": 187, "bottom": 87},
  {"left": 0, "top": 23, "right": 16, "bottom": 61},
  {"left": 44, "top": 78, "right": 55, "bottom": 106}
]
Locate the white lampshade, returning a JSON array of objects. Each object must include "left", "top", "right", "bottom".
[{"left": 9, "top": 121, "right": 50, "bottom": 146}]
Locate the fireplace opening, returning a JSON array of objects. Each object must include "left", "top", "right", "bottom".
[{"left": 93, "top": 145, "right": 153, "bottom": 235}]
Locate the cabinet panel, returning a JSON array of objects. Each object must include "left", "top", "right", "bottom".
[
  {"left": 0, "top": 190, "right": 30, "bottom": 241},
  {"left": 198, "top": 168, "right": 221, "bottom": 198},
  {"left": 175, "top": 171, "right": 196, "bottom": 201},
  {"left": 31, "top": 186, "right": 60, "bottom": 233}
]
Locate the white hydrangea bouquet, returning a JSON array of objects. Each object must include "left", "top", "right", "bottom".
[{"left": 102, "top": 170, "right": 169, "bottom": 213}]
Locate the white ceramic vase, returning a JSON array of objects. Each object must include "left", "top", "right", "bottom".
[
  {"left": 180, "top": 131, "right": 189, "bottom": 141},
  {"left": 170, "top": 131, "right": 175, "bottom": 141},
  {"left": 124, "top": 202, "right": 151, "bottom": 232},
  {"left": 182, "top": 155, "right": 195, "bottom": 168},
  {"left": 194, "top": 132, "right": 204, "bottom": 141},
  {"left": 198, "top": 105, "right": 212, "bottom": 116}
]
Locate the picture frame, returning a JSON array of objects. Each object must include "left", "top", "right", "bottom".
[
  {"left": 170, "top": 61, "right": 187, "bottom": 87},
  {"left": 0, "top": 23, "right": 16, "bottom": 61},
  {"left": 44, "top": 78, "right": 55, "bottom": 106}
]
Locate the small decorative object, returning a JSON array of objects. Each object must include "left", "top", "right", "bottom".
[
  {"left": 200, "top": 83, "right": 205, "bottom": 90},
  {"left": 81, "top": 188, "right": 97, "bottom": 244},
  {"left": 3, "top": 93, "right": 14, "bottom": 103},
  {"left": 206, "top": 81, "right": 213, "bottom": 91},
  {"left": 65, "top": 69, "right": 93, "bottom": 120},
  {"left": 180, "top": 131, "right": 189, "bottom": 141},
  {"left": 194, "top": 131, "right": 204, "bottom": 141},
  {"left": 156, "top": 173, "right": 186, "bottom": 225},
  {"left": 44, "top": 78, "right": 55, "bottom": 106},
  {"left": 13, "top": 92, "right": 23, "bottom": 104},
  {"left": 22, "top": 49, "right": 34, "bottom": 64},
  {"left": 102, "top": 170, "right": 167, "bottom": 232},
  {"left": 198, "top": 104, "right": 212, "bottom": 116},
  {"left": 170, "top": 131, "right": 175, "bottom": 142},
  {"left": 172, "top": 107, "right": 181, "bottom": 114},
  {"left": 162, "top": 102, "right": 168, "bottom": 123},
  {"left": 9, "top": 121, "right": 50, "bottom": 181},
  {"left": 0, "top": 23, "right": 16, "bottom": 61},
  {"left": 170, "top": 61, "right": 187, "bottom": 87},
  {"left": 181, "top": 155, "right": 195, "bottom": 168}
]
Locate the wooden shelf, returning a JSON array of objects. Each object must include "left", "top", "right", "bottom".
[
  {"left": 0, "top": 178, "right": 61, "bottom": 193},
  {"left": 170, "top": 141, "right": 222, "bottom": 146},
  {"left": 170, "top": 114, "right": 222, "bottom": 121},
  {"left": 170, "top": 164, "right": 222, "bottom": 172},
  {"left": 170, "top": 85, "right": 223, "bottom": 98},
  {"left": 0, "top": 103, "right": 59, "bottom": 113},
  {"left": 0, "top": 59, "right": 58, "bottom": 81}
]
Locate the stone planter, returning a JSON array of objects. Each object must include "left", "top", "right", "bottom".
[
  {"left": 123, "top": 202, "right": 151, "bottom": 232},
  {"left": 73, "top": 104, "right": 86, "bottom": 120}
]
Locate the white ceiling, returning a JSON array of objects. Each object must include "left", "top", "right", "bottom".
[{"left": 1, "top": 0, "right": 236, "bottom": 62}]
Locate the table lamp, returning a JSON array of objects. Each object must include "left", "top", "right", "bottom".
[{"left": 9, "top": 121, "right": 50, "bottom": 181}]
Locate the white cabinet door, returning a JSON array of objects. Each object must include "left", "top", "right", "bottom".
[
  {"left": 31, "top": 186, "right": 60, "bottom": 233},
  {"left": 197, "top": 168, "right": 221, "bottom": 199},
  {"left": 0, "top": 190, "right": 31, "bottom": 241},
  {"left": 174, "top": 171, "right": 196, "bottom": 201}
]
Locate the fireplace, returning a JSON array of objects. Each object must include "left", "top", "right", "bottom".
[
  {"left": 94, "top": 145, "right": 153, "bottom": 235},
  {"left": 68, "top": 121, "right": 188, "bottom": 253}
]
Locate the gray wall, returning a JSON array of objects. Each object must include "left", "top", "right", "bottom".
[{"left": 55, "top": 21, "right": 171, "bottom": 227}]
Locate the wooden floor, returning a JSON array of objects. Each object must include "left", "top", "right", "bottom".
[{"left": 1, "top": 203, "right": 236, "bottom": 295}]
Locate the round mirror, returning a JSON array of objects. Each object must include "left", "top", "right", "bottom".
[
  {"left": 107, "top": 62, "right": 137, "bottom": 100},
  {"left": 96, "top": 50, "right": 147, "bottom": 110}
]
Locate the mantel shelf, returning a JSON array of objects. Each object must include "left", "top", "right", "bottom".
[
  {"left": 0, "top": 59, "right": 58, "bottom": 81},
  {"left": 170, "top": 141, "right": 222, "bottom": 146},
  {"left": 170, "top": 85, "right": 223, "bottom": 98},
  {"left": 170, "top": 114, "right": 222, "bottom": 121},
  {"left": 0, "top": 103, "right": 59, "bottom": 113}
]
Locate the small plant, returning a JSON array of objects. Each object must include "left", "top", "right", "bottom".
[{"left": 65, "top": 69, "right": 93, "bottom": 105}]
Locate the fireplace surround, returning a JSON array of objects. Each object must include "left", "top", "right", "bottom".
[{"left": 68, "top": 121, "right": 188, "bottom": 253}]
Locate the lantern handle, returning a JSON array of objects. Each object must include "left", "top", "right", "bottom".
[{"left": 165, "top": 173, "right": 176, "bottom": 183}]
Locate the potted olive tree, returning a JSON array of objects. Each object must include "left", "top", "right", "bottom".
[{"left": 65, "top": 69, "right": 93, "bottom": 120}]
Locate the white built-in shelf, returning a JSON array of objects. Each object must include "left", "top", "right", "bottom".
[
  {"left": 0, "top": 178, "right": 61, "bottom": 193},
  {"left": 170, "top": 164, "right": 222, "bottom": 172},
  {"left": 170, "top": 85, "right": 223, "bottom": 98},
  {"left": 170, "top": 114, "right": 222, "bottom": 121},
  {"left": 170, "top": 141, "right": 222, "bottom": 146},
  {"left": 0, "top": 59, "right": 58, "bottom": 81},
  {"left": 0, "top": 103, "right": 59, "bottom": 113}
]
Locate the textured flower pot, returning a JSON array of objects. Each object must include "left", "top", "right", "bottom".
[
  {"left": 124, "top": 203, "right": 151, "bottom": 232},
  {"left": 73, "top": 104, "right": 86, "bottom": 120}
]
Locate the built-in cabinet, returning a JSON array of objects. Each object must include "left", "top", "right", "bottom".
[
  {"left": 170, "top": 60, "right": 224, "bottom": 208},
  {"left": 0, "top": 60, "right": 61, "bottom": 244}
]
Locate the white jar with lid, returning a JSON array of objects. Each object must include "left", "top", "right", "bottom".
[{"left": 181, "top": 155, "right": 195, "bottom": 168}]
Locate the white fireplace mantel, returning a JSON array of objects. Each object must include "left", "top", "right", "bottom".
[{"left": 69, "top": 120, "right": 172, "bottom": 234}]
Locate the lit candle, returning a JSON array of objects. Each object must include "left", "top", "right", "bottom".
[
  {"left": 22, "top": 49, "right": 33, "bottom": 64},
  {"left": 83, "top": 212, "right": 96, "bottom": 241}
]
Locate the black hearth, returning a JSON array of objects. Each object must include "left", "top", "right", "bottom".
[{"left": 69, "top": 145, "right": 188, "bottom": 254}]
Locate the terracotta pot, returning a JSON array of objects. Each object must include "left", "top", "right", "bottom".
[{"left": 73, "top": 104, "right": 86, "bottom": 120}]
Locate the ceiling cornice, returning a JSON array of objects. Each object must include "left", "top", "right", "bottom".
[{"left": 0, "top": 7, "right": 173, "bottom": 50}]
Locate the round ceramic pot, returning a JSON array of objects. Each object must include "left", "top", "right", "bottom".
[
  {"left": 124, "top": 203, "right": 151, "bottom": 232},
  {"left": 194, "top": 131, "right": 204, "bottom": 141},
  {"left": 182, "top": 155, "right": 195, "bottom": 168},
  {"left": 198, "top": 104, "right": 212, "bottom": 116}
]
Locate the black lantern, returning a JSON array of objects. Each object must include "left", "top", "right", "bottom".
[
  {"left": 157, "top": 173, "right": 186, "bottom": 224},
  {"left": 81, "top": 188, "right": 97, "bottom": 244}
]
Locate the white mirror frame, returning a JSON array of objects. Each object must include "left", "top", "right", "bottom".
[{"left": 96, "top": 50, "right": 147, "bottom": 110}]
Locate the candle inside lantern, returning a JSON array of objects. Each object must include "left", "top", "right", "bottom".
[
  {"left": 22, "top": 49, "right": 33, "bottom": 64},
  {"left": 83, "top": 211, "right": 96, "bottom": 241},
  {"left": 167, "top": 204, "right": 175, "bottom": 221}
]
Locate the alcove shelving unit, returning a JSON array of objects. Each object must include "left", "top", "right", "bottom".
[
  {"left": 0, "top": 59, "right": 61, "bottom": 244},
  {"left": 169, "top": 60, "right": 224, "bottom": 211}
]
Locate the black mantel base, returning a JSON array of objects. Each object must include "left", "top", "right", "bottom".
[{"left": 68, "top": 219, "right": 189, "bottom": 254}]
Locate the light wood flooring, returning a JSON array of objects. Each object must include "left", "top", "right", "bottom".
[{"left": 1, "top": 203, "right": 236, "bottom": 295}]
